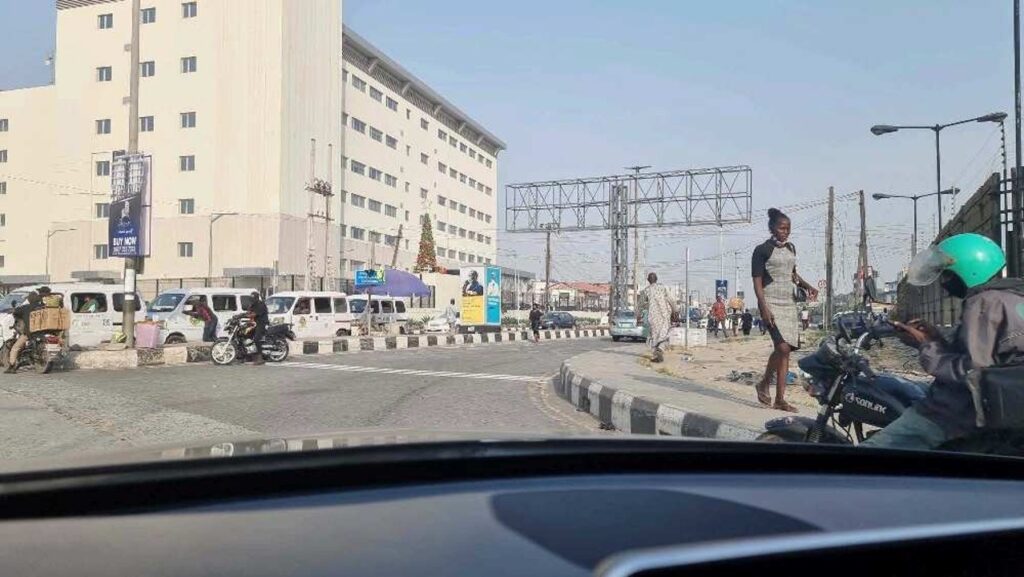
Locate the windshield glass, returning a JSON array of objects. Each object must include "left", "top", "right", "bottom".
[
  {"left": 0, "top": 2, "right": 1017, "bottom": 475},
  {"left": 265, "top": 297, "right": 295, "bottom": 315},
  {"left": 148, "top": 293, "right": 185, "bottom": 313}
]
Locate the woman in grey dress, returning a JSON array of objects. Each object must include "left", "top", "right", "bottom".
[{"left": 751, "top": 208, "right": 818, "bottom": 412}]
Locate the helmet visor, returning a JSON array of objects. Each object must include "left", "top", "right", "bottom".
[{"left": 907, "top": 246, "right": 955, "bottom": 286}]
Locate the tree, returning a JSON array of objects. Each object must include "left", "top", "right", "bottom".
[{"left": 414, "top": 214, "right": 439, "bottom": 273}]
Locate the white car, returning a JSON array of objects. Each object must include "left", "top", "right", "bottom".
[{"left": 424, "top": 315, "right": 458, "bottom": 334}]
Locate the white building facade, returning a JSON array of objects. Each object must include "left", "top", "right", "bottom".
[{"left": 0, "top": 0, "right": 502, "bottom": 290}]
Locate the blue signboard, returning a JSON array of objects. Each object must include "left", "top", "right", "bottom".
[
  {"left": 715, "top": 280, "right": 728, "bottom": 300},
  {"left": 485, "top": 267, "right": 501, "bottom": 324},
  {"left": 355, "top": 268, "right": 385, "bottom": 288}
]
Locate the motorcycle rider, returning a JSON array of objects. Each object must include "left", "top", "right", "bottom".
[
  {"left": 863, "top": 233, "right": 1024, "bottom": 450},
  {"left": 5, "top": 292, "right": 43, "bottom": 374},
  {"left": 245, "top": 291, "right": 269, "bottom": 365}
]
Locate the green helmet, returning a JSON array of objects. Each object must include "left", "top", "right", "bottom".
[{"left": 907, "top": 233, "right": 1005, "bottom": 288}]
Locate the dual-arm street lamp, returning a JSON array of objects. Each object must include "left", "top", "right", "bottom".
[
  {"left": 872, "top": 189, "right": 958, "bottom": 258},
  {"left": 871, "top": 112, "right": 1007, "bottom": 233}
]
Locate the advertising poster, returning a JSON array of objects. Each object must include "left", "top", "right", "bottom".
[
  {"left": 715, "top": 279, "right": 728, "bottom": 300},
  {"left": 108, "top": 154, "right": 152, "bottom": 257},
  {"left": 460, "top": 267, "right": 485, "bottom": 325},
  {"left": 484, "top": 266, "right": 501, "bottom": 324}
]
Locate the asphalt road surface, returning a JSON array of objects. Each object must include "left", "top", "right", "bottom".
[{"left": 0, "top": 339, "right": 615, "bottom": 462}]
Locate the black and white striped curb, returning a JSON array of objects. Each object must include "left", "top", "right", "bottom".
[{"left": 554, "top": 360, "right": 759, "bottom": 441}]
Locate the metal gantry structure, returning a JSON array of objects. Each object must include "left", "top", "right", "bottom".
[{"left": 506, "top": 165, "right": 753, "bottom": 317}]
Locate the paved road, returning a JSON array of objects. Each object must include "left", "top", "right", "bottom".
[{"left": 0, "top": 339, "right": 616, "bottom": 462}]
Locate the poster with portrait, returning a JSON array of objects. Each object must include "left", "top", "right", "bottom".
[{"left": 460, "top": 267, "right": 485, "bottom": 325}]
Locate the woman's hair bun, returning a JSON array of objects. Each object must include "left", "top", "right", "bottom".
[{"left": 767, "top": 208, "right": 782, "bottom": 219}]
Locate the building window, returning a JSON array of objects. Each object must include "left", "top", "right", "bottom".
[
  {"left": 420, "top": 153, "right": 429, "bottom": 165},
  {"left": 350, "top": 160, "right": 365, "bottom": 175},
  {"left": 352, "top": 75, "right": 366, "bottom": 92},
  {"left": 181, "top": 56, "right": 197, "bottom": 73},
  {"left": 179, "top": 155, "right": 196, "bottom": 171},
  {"left": 95, "top": 118, "right": 111, "bottom": 135},
  {"left": 449, "top": 168, "right": 457, "bottom": 179},
  {"left": 0, "top": 150, "right": 5, "bottom": 163},
  {"left": 477, "top": 183, "right": 484, "bottom": 192},
  {"left": 486, "top": 159, "right": 493, "bottom": 168},
  {"left": 448, "top": 200, "right": 457, "bottom": 210},
  {"left": 469, "top": 208, "right": 477, "bottom": 218},
  {"left": 469, "top": 231, "right": 476, "bottom": 240},
  {"left": 385, "top": 135, "right": 398, "bottom": 149},
  {"left": 351, "top": 118, "right": 366, "bottom": 133},
  {"left": 178, "top": 242, "right": 194, "bottom": 258},
  {"left": 0, "top": 182, "right": 5, "bottom": 195},
  {"left": 485, "top": 214, "right": 492, "bottom": 224},
  {"left": 448, "top": 249, "right": 456, "bottom": 259},
  {"left": 180, "top": 111, "right": 196, "bottom": 128},
  {"left": 182, "top": 2, "right": 197, "bottom": 18},
  {"left": 469, "top": 149, "right": 476, "bottom": 159},
  {"left": 141, "top": 7, "right": 157, "bottom": 23},
  {"left": 438, "top": 162, "right": 446, "bottom": 174},
  {"left": 386, "top": 97, "right": 398, "bottom": 111},
  {"left": 385, "top": 205, "right": 397, "bottom": 218},
  {"left": 96, "top": 160, "right": 110, "bottom": 176},
  {"left": 368, "top": 167, "right": 382, "bottom": 181},
  {"left": 98, "top": 13, "right": 114, "bottom": 29},
  {"left": 437, "top": 220, "right": 446, "bottom": 233},
  {"left": 351, "top": 260, "right": 366, "bottom": 270},
  {"left": 458, "top": 252, "right": 466, "bottom": 261},
  {"left": 141, "top": 61, "right": 156, "bottom": 77},
  {"left": 460, "top": 174, "right": 467, "bottom": 184},
  {"left": 404, "top": 182, "right": 410, "bottom": 193},
  {"left": 459, "top": 228, "right": 466, "bottom": 238},
  {"left": 369, "top": 231, "right": 382, "bottom": 244},
  {"left": 437, "top": 195, "right": 446, "bottom": 206},
  {"left": 420, "top": 188, "right": 428, "bottom": 199},
  {"left": 0, "top": 118, "right": 7, "bottom": 132},
  {"left": 178, "top": 198, "right": 195, "bottom": 214},
  {"left": 469, "top": 255, "right": 476, "bottom": 263},
  {"left": 449, "top": 224, "right": 457, "bottom": 234},
  {"left": 460, "top": 143, "right": 467, "bottom": 153},
  {"left": 369, "top": 86, "right": 383, "bottom": 102},
  {"left": 368, "top": 199, "right": 382, "bottom": 213},
  {"left": 405, "top": 210, "right": 410, "bottom": 221},
  {"left": 420, "top": 118, "right": 429, "bottom": 130},
  {"left": 95, "top": 203, "right": 110, "bottom": 218},
  {"left": 438, "top": 129, "right": 447, "bottom": 141},
  {"left": 351, "top": 227, "right": 365, "bottom": 240},
  {"left": 369, "top": 126, "right": 382, "bottom": 142},
  {"left": 485, "top": 186, "right": 492, "bottom": 196},
  {"left": 469, "top": 178, "right": 476, "bottom": 188},
  {"left": 384, "top": 235, "right": 397, "bottom": 246},
  {"left": 350, "top": 194, "right": 365, "bottom": 208},
  {"left": 97, "top": 66, "right": 112, "bottom": 82},
  {"left": 384, "top": 174, "right": 397, "bottom": 187},
  {"left": 450, "top": 137, "right": 458, "bottom": 148},
  {"left": 94, "top": 244, "right": 109, "bottom": 260},
  {"left": 459, "top": 203, "right": 466, "bottom": 214},
  {"left": 140, "top": 116, "right": 154, "bottom": 132}
]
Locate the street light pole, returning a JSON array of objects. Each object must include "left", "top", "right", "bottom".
[
  {"left": 934, "top": 128, "right": 943, "bottom": 231},
  {"left": 45, "top": 229, "right": 77, "bottom": 281},
  {"left": 207, "top": 212, "right": 238, "bottom": 280},
  {"left": 872, "top": 189, "right": 957, "bottom": 259}
]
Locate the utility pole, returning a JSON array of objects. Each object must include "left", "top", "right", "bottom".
[
  {"left": 324, "top": 143, "right": 333, "bottom": 290},
  {"left": 626, "top": 165, "right": 650, "bottom": 305},
  {"left": 121, "top": 0, "right": 142, "bottom": 347},
  {"left": 390, "top": 224, "right": 403, "bottom": 268},
  {"left": 684, "top": 246, "right": 690, "bottom": 349},
  {"left": 733, "top": 250, "right": 739, "bottom": 298},
  {"left": 825, "top": 187, "right": 834, "bottom": 323},
  {"left": 718, "top": 229, "right": 725, "bottom": 293},
  {"left": 1015, "top": 0, "right": 1023, "bottom": 277},
  {"left": 544, "top": 224, "right": 554, "bottom": 310},
  {"left": 304, "top": 139, "right": 316, "bottom": 291},
  {"left": 858, "top": 190, "right": 868, "bottom": 310}
]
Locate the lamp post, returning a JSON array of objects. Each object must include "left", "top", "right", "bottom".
[
  {"left": 207, "top": 212, "right": 238, "bottom": 280},
  {"left": 46, "top": 228, "right": 77, "bottom": 281},
  {"left": 871, "top": 189, "right": 957, "bottom": 257},
  {"left": 871, "top": 112, "right": 1007, "bottom": 235}
]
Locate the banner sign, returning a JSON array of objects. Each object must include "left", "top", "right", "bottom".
[
  {"left": 460, "top": 266, "right": 501, "bottom": 326},
  {"left": 715, "top": 279, "right": 728, "bottom": 300},
  {"left": 355, "top": 268, "right": 386, "bottom": 288},
  {"left": 485, "top": 267, "right": 501, "bottom": 324},
  {"left": 108, "top": 154, "right": 152, "bottom": 257}
]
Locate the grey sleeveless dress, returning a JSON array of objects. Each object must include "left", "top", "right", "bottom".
[{"left": 751, "top": 239, "right": 801, "bottom": 349}]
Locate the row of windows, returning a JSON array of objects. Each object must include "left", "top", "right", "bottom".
[
  {"left": 95, "top": 112, "right": 197, "bottom": 135},
  {"left": 344, "top": 226, "right": 411, "bottom": 251},
  {"left": 344, "top": 114, "right": 397, "bottom": 149},
  {"left": 97, "top": 57, "right": 195, "bottom": 82},
  {"left": 345, "top": 193, "right": 407, "bottom": 221},
  {"left": 436, "top": 161, "right": 492, "bottom": 196},
  {"left": 93, "top": 155, "right": 194, "bottom": 176},
  {"left": 435, "top": 195, "right": 493, "bottom": 224},
  {"left": 433, "top": 246, "right": 492, "bottom": 265},
  {"left": 437, "top": 128, "right": 493, "bottom": 169},
  {"left": 434, "top": 220, "right": 492, "bottom": 245},
  {"left": 346, "top": 72, "right": 399, "bottom": 112},
  {"left": 347, "top": 158, "right": 397, "bottom": 188},
  {"left": 98, "top": 3, "right": 197, "bottom": 29}
]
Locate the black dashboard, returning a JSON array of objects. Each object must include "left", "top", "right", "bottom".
[{"left": 1, "top": 439, "right": 1024, "bottom": 576}]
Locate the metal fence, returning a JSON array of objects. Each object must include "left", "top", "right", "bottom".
[{"left": 896, "top": 172, "right": 1001, "bottom": 324}]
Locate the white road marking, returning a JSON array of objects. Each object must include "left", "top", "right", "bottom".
[{"left": 275, "top": 361, "right": 541, "bottom": 383}]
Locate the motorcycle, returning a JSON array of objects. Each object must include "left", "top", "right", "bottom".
[
  {"left": 0, "top": 328, "right": 66, "bottom": 374},
  {"left": 758, "top": 317, "right": 928, "bottom": 444},
  {"left": 210, "top": 314, "right": 294, "bottom": 366}
]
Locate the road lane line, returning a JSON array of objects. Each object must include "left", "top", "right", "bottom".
[{"left": 273, "top": 362, "right": 540, "bottom": 383}]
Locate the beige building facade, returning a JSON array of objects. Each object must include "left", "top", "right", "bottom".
[{"left": 0, "top": 0, "right": 502, "bottom": 289}]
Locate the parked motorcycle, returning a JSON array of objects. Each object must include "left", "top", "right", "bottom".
[
  {"left": 211, "top": 314, "right": 294, "bottom": 366},
  {"left": 0, "top": 328, "right": 66, "bottom": 374},
  {"left": 758, "top": 317, "right": 928, "bottom": 444}
]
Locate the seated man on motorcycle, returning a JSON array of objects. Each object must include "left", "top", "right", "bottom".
[
  {"left": 245, "top": 292, "right": 269, "bottom": 366},
  {"left": 864, "top": 233, "right": 1024, "bottom": 450},
  {"left": 5, "top": 292, "right": 43, "bottom": 374}
]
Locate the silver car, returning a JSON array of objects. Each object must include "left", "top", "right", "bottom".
[{"left": 610, "top": 310, "right": 647, "bottom": 342}]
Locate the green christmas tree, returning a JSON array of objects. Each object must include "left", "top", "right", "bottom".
[{"left": 414, "top": 214, "right": 439, "bottom": 273}]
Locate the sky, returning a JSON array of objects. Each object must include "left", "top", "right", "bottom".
[{"left": 1, "top": 0, "right": 1017, "bottom": 299}]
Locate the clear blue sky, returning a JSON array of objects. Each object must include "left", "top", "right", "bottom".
[{"left": 2, "top": 0, "right": 1017, "bottom": 296}]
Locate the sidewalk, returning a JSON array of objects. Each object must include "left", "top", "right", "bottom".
[{"left": 555, "top": 336, "right": 820, "bottom": 440}]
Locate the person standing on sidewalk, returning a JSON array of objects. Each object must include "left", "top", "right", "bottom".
[
  {"left": 800, "top": 307, "right": 810, "bottom": 330},
  {"left": 528, "top": 303, "right": 543, "bottom": 343},
  {"left": 185, "top": 297, "right": 218, "bottom": 343},
  {"left": 444, "top": 299, "right": 459, "bottom": 334},
  {"left": 741, "top": 309, "right": 753, "bottom": 336},
  {"left": 710, "top": 295, "right": 726, "bottom": 338},
  {"left": 637, "top": 272, "right": 678, "bottom": 363},
  {"left": 751, "top": 208, "right": 818, "bottom": 412}
]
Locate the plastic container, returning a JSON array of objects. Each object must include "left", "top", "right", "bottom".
[{"left": 134, "top": 322, "right": 162, "bottom": 349}]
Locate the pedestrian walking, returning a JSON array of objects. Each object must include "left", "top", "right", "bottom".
[
  {"left": 710, "top": 295, "right": 726, "bottom": 338},
  {"left": 751, "top": 208, "right": 818, "bottom": 412},
  {"left": 528, "top": 303, "right": 542, "bottom": 343},
  {"left": 800, "top": 308, "right": 810, "bottom": 331},
  {"left": 185, "top": 297, "right": 218, "bottom": 343},
  {"left": 741, "top": 309, "right": 753, "bottom": 336},
  {"left": 637, "top": 272, "right": 678, "bottom": 363},
  {"left": 444, "top": 298, "right": 459, "bottom": 334}
]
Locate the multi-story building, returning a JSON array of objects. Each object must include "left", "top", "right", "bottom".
[{"left": 0, "top": 0, "right": 502, "bottom": 290}]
